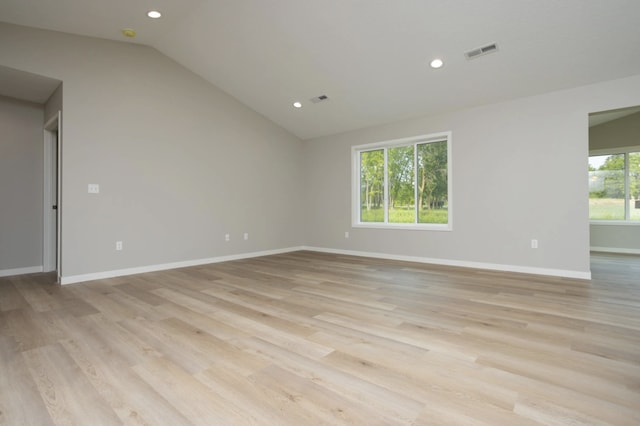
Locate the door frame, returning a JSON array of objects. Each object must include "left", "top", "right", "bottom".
[{"left": 43, "top": 111, "right": 61, "bottom": 281}]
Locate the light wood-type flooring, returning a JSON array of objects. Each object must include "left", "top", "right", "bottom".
[{"left": 1, "top": 251, "right": 639, "bottom": 425}]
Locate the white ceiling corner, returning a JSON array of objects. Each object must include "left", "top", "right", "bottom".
[{"left": 0, "top": 65, "right": 61, "bottom": 104}]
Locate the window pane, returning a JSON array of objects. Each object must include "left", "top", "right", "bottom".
[
  {"left": 417, "top": 141, "right": 448, "bottom": 224},
  {"left": 353, "top": 132, "right": 451, "bottom": 229},
  {"left": 589, "top": 154, "right": 624, "bottom": 220},
  {"left": 387, "top": 145, "right": 415, "bottom": 223},
  {"left": 630, "top": 152, "right": 640, "bottom": 221},
  {"left": 360, "top": 149, "right": 384, "bottom": 222}
]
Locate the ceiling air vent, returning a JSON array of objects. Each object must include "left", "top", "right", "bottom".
[
  {"left": 464, "top": 43, "right": 498, "bottom": 60},
  {"left": 310, "top": 95, "right": 329, "bottom": 104}
]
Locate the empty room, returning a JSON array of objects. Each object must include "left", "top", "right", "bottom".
[{"left": 1, "top": 1, "right": 639, "bottom": 424}]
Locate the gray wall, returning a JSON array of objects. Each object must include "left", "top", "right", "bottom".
[
  {"left": 589, "top": 111, "right": 640, "bottom": 253},
  {"left": 0, "top": 96, "right": 44, "bottom": 272},
  {"left": 304, "top": 74, "right": 640, "bottom": 277},
  {"left": 0, "top": 23, "right": 305, "bottom": 280},
  {"left": 2, "top": 21, "right": 640, "bottom": 280}
]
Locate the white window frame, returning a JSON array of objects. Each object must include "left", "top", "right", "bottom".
[
  {"left": 589, "top": 145, "right": 640, "bottom": 225},
  {"left": 352, "top": 131, "right": 452, "bottom": 231}
]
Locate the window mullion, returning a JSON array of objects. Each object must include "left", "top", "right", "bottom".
[
  {"left": 383, "top": 148, "right": 389, "bottom": 223},
  {"left": 414, "top": 143, "right": 418, "bottom": 224},
  {"left": 625, "top": 153, "right": 630, "bottom": 220},
  {"left": 357, "top": 152, "right": 362, "bottom": 223}
]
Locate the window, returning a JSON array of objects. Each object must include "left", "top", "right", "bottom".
[
  {"left": 352, "top": 132, "right": 451, "bottom": 229},
  {"left": 589, "top": 148, "right": 640, "bottom": 222}
]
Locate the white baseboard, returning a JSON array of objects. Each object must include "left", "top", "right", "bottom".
[
  {"left": 60, "top": 246, "right": 304, "bottom": 285},
  {"left": 0, "top": 265, "right": 44, "bottom": 278},
  {"left": 60, "top": 244, "right": 594, "bottom": 285},
  {"left": 302, "top": 246, "right": 592, "bottom": 280},
  {"left": 591, "top": 246, "right": 640, "bottom": 255}
]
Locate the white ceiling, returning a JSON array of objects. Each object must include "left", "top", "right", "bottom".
[{"left": 1, "top": 0, "right": 640, "bottom": 139}]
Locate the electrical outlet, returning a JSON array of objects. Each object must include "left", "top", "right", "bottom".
[
  {"left": 243, "top": 233, "right": 249, "bottom": 240},
  {"left": 225, "top": 233, "right": 230, "bottom": 242},
  {"left": 531, "top": 239, "right": 538, "bottom": 249},
  {"left": 88, "top": 184, "right": 100, "bottom": 194},
  {"left": 116, "top": 241, "right": 123, "bottom": 251},
  {"left": 344, "top": 231, "right": 350, "bottom": 239}
]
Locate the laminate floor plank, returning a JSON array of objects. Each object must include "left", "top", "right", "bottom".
[
  {"left": 0, "top": 251, "right": 638, "bottom": 424},
  {"left": 66, "top": 283, "right": 152, "bottom": 321},
  {"left": 0, "top": 336, "right": 52, "bottom": 426},
  {"left": 249, "top": 364, "right": 395, "bottom": 426},
  {"left": 194, "top": 366, "right": 308, "bottom": 425},
  {"left": 111, "top": 281, "right": 169, "bottom": 307},
  {"left": 57, "top": 313, "right": 164, "bottom": 368},
  {"left": 150, "top": 287, "right": 221, "bottom": 314},
  {"left": 0, "top": 278, "right": 29, "bottom": 312},
  {"left": 22, "top": 343, "right": 122, "bottom": 425},
  {"left": 132, "top": 357, "right": 241, "bottom": 425},
  {"left": 154, "top": 301, "right": 253, "bottom": 342},
  {"left": 236, "top": 336, "right": 424, "bottom": 424},
  {"left": 211, "top": 309, "right": 334, "bottom": 360},
  {"left": 1, "top": 308, "right": 67, "bottom": 351},
  {"left": 58, "top": 338, "right": 190, "bottom": 426},
  {"left": 12, "top": 276, "right": 66, "bottom": 313},
  {"left": 198, "top": 290, "right": 318, "bottom": 337},
  {"left": 501, "top": 371, "right": 640, "bottom": 426}
]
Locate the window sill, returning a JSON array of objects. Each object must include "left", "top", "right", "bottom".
[
  {"left": 352, "top": 222, "right": 452, "bottom": 231},
  {"left": 590, "top": 220, "right": 640, "bottom": 226}
]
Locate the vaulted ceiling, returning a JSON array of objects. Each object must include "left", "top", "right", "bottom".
[{"left": 1, "top": 0, "right": 640, "bottom": 139}]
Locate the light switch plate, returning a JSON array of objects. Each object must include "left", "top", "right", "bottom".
[{"left": 88, "top": 184, "right": 100, "bottom": 194}]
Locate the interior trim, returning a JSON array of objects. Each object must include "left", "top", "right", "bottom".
[{"left": 303, "top": 246, "right": 592, "bottom": 280}]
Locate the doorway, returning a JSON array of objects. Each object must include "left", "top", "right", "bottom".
[
  {"left": 44, "top": 111, "right": 61, "bottom": 281},
  {"left": 588, "top": 106, "right": 640, "bottom": 256}
]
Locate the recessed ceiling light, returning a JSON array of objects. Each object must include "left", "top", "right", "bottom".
[
  {"left": 147, "top": 10, "right": 162, "bottom": 19},
  {"left": 430, "top": 58, "right": 444, "bottom": 69},
  {"left": 293, "top": 102, "right": 302, "bottom": 108}
]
